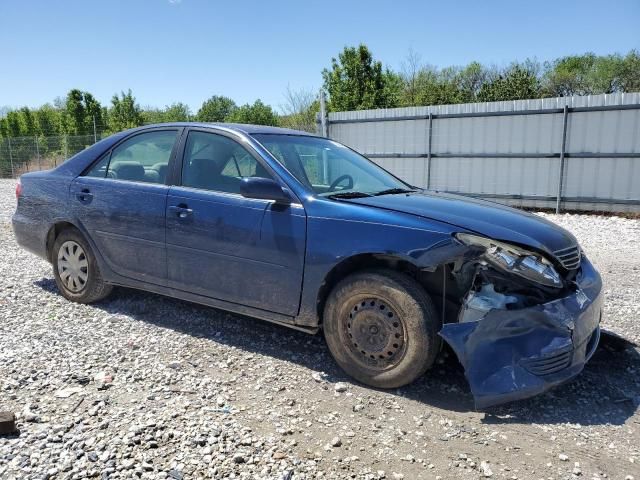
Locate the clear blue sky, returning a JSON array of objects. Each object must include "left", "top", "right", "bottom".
[{"left": 1, "top": 0, "right": 638, "bottom": 113}]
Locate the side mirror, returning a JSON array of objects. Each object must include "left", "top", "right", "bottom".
[{"left": 240, "top": 177, "right": 291, "bottom": 204}]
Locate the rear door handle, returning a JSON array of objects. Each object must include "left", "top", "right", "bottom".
[
  {"left": 168, "top": 205, "right": 193, "bottom": 219},
  {"left": 75, "top": 188, "right": 93, "bottom": 203}
]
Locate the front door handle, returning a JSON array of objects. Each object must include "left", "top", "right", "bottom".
[
  {"left": 168, "top": 205, "right": 193, "bottom": 219},
  {"left": 75, "top": 188, "right": 93, "bottom": 203}
]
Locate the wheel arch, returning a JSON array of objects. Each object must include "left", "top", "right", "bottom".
[
  {"left": 46, "top": 221, "right": 83, "bottom": 262},
  {"left": 316, "top": 253, "right": 445, "bottom": 325}
]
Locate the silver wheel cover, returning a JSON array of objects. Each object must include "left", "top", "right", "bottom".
[{"left": 57, "top": 240, "right": 89, "bottom": 293}]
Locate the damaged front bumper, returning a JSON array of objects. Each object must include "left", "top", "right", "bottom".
[{"left": 439, "top": 256, "right": 603, "bottom": 409}]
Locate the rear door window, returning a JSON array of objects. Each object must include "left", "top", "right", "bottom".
[{"left": 85, "top": 130, "right": 178, "bottom": 184}]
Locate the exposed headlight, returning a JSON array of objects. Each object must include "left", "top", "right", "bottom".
[{"left": 455, "top": 233, "right": 562, "bottom": 288}]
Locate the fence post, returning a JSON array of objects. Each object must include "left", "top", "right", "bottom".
[
  {"left": 61, "top": 135, "right": 68, "bottom": 167},
  {"left": 555, "top": 105, "right": 569, "bottom": 214},
  {"left": 93, "top": 115, "right": 97, "bottom": 143},
  {"left": 426, "top": 112, "right": 433, "bottom": 190},
  {"left": 7, "top": 137, "right": 14, "bottom": 178},
  {"left": 319, "top": 90, "right": 328, "bottom": 138},
  {"left": 35, "top": 136, "right": 41, "bottom": 171}
]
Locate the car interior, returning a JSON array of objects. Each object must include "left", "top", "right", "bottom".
[
  {"left": 84, "top": 130, "right": 359, "bottom": 196},
  {"left": 106, "top": 160, "right": 168, "bottom": 184},
  {"left": 181, "top": 135, "right": 273, "bottom": 194},
  {"left": 85, "top": 131, "right": 176, "bottom": 183}
]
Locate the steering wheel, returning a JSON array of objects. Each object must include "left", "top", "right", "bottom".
[{"left": 328, "top": 174, "right": 354, "bottom": 192}]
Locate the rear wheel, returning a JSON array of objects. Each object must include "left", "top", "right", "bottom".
[
  {"left": 52, "top": 229, "right": 112, "bottom": 303},
  {"left": 323, "top": 269, "right": 441, "bottom": 389}
]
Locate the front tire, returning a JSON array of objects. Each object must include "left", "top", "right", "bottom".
[
  {"left": 323, "top": 269, "right": 441, "bottom": 389},
  {"left": 52, "top": 228, "right": 113, "bottom": 304}
]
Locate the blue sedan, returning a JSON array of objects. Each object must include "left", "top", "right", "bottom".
[{"left": 12, "top": 123, "right": 602, "bottom": 408}]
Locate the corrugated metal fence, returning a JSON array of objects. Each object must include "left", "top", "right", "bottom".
[{"left": 322, "top": 93, "right": 640, "bottom": 213}]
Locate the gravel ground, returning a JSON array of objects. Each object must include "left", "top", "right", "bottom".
[{"left": 0, "top": 178, "right": 639, "bottom": 480}]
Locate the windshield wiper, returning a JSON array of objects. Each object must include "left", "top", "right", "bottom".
[
  {"left": 373, "top": 188, "right": 417, "bottom": 196},
  {"left": 327, "top": 191, "right": 373, "bottom": 199}
]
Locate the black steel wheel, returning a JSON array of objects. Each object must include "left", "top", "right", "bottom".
[
  {"left": 345, "top": 297, "right": 407, "bottom": 369},
  {"left": 324, "top": 269, "right": 441, "bottom": 389}
]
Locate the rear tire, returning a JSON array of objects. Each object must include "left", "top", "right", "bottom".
[
  {"left": 52, "top": 228, "right": 113, "bottom": 304},
  {"left": 323, "top": 269, "right": 441, "bottom": 389}
]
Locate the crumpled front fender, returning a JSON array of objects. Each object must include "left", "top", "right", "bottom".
[{"left": 440, "top": 258, "right": 603, "bottom": 409}]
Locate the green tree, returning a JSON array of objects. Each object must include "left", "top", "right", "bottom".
[
  {"left": 398, "top": 49, "right": 472, "bottom": 107},
  {"left": 382, "top": 71, "right": 403, "bottom": 108},
  {"left": 62, "top": 89, "right": 104, "bottom": 135},
  {"left": 0, "top": 117, "right": 7, "bottom": 139},
  {"left": 226, "top": 99, "right": 279, "bottom": 126},
  {"left": 35, "top": 104, "right": 63, "bottom": 136},
  {"left": 17, "top": 107, "right": 36, "bottom": 136},
  {"left": 142, "top": 103, "right": 192, "bottom": 124},
  {"left": 141, "top": 107, "right": 166, "bottom": 125},
  {"left": 196, "top": 95, "right": 237, "bottom": 122},
  {"left": 4, "top": 110, "right": 24, "bottom": 137},
  {"left": 582, "top": 51, "right": 640, "bottom": 93},
  {"left": 398, "top": 56, "right": 544, "bottom": 106},
  {"left": 1, "top": 106, "right": 62, "bottom": 139},
  {"left": 406, "top": 66, "right": 465, "bottom": 106},
  {"left": 433, "top": 66, "right": 467, "bottom": 104},
  {"left": 457, "top": 61, "right": 488, "bottom": 102},
  {"left": 478, "top": 64, "right": 540, "bottom": 102},
  {"left": 399, "top": 48, "right": 423, "bottom": 106},
  {"left": 279, "top": 87, "right": 319, "bottom": 132},
  {"left": 619, "top": 49, "right": 640, "bottom": 92},
  {"left": 108, "top": 90, "right": 143, "bottom": 132},
  {"left": 82, "top": 92, "right": 104, "bottom": 134},
  {"left": 64, "top": 89, "right": 86, "bottom": 134},
  {"left": 322, "top": 44, "right": 397, "bottom": 111},
  {"left": 162, "top": 103, "right": 191, "bottom": 122},
  {"left": 542, "top": 54, "right": 597, "bottom": 96},
  {"left": 101, "top": 106, "right": 109, "bottom": 128}
]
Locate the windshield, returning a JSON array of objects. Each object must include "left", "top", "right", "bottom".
[{"left": 252, "top": 134, "right": 412, "bottom": 197}]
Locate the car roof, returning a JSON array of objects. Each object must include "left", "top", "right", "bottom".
[
  {"left": 52, "top": 122, "right": 319, "bottom": 177},
  {"left": 128, "top": 122, "right": 319, "bottom": 137}
]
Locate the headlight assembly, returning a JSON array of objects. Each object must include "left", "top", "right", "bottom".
[{"left": 455, "top": 233, "right": 562, "bottom": 288}]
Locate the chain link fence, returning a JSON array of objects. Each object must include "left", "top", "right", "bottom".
[{"left": 0, "top": 134, "right": 106, "bottom": 178}]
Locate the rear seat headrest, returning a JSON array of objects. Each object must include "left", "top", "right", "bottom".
[
  {"left": 152, "top": 162, "right": 168, "bottom": 183},
  {"left": 110, "top": 161, "right": 145, "bottom": 181}
]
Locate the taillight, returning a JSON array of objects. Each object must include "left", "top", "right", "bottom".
[{"left": 15, "top": 181, "right": 22, "bottom": 199}]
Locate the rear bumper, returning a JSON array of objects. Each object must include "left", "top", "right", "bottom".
[
  {"left": 440, "top": 256, "right": 603, "bottom": 409},
  {"left": 12, "top": 212, "right": 49, "bottom": 261}
]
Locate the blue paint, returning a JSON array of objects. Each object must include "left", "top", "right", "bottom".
[
  {"left": 440, "top": 256, "right": 603, "bottom": 408},
  {"left": 12, "top": 123, "right": 603, "bottom": 408}
]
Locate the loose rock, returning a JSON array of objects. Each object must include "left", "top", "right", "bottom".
[
  {"left": 0, "top": 411, "right": 17, "bottom": 434},
  {"left": 480, "top": 461, "right": 493, "bottom": 477},
  {"left": 334, "top": 382, "right": 348, "bottom": 392},
  {"left": 0, "top": 179, "right": 638, "bottom": 480}
]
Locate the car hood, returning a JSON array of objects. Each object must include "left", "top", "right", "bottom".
[{"left": 345, "top": 191, "right": 578, "bottom": 255}]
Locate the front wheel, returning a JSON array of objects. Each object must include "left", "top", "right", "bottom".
[
  {"left": 323, "top": 269, "right": 441, "bottom": 389},
  {"left": 52, "top": 228, "right": 113, "bottom": 304}
]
